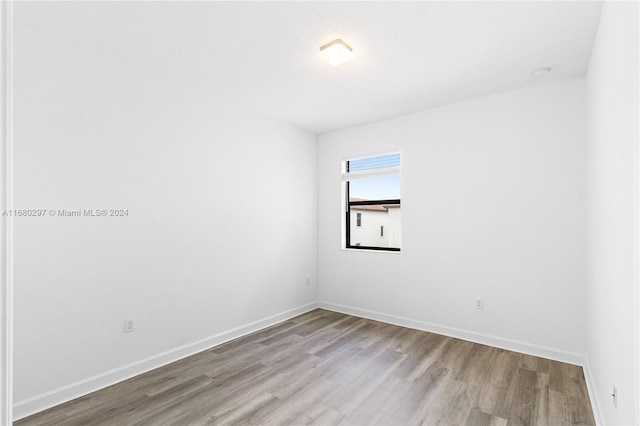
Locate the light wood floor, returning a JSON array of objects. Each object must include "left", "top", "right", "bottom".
[{"left": 16, "top": 309, "right": 595, "bottom": 426}]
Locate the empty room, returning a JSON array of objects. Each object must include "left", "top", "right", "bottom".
[{"left": 0, "top": 1, "right": 638, "bottom": 425}]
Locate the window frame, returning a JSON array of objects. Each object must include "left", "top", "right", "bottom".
[{"left": 344, "top": 155, "right": 401, "bottom": 252}]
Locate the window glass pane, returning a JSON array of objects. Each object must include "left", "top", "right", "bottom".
[
  {"left": 348, "top": 153, "right": 400, "bottom": 172},
  {"left": 344, "top": 152, "right": 401, "bottom": 251},
  {"left": 349, "top": 175, "right": 400, "bottom": 201},
  {"left": 349, "top": 205, "right": 401, "bottom": 249}
]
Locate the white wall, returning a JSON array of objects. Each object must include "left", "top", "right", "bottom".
[
  {"left": 318, "top": 78, "right": 587, "bottom": 361},
  {"left": 1, "top": 2, "right": 14, "bottom": 424},
  {"left": 12, "top": 22, "right": 317, "bottom": 417},
  {"left": 585, "top": 2, "right": 639, "bottom": 424}
]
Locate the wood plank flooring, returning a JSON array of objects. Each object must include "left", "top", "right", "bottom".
[{"left": 16, "top": 309, "right": 595, "bottom": 425}]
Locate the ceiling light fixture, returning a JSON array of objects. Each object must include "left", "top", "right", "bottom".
[
  {"left": 319, "top": 39, "right": 354, "bottom": 66},
  {"left": 531, "top": 67, "right": 551, "bottom": 79}
]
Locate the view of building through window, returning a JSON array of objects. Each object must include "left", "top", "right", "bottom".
[{"left": 344, "top": 153, "right": 401, "bottom": 251}]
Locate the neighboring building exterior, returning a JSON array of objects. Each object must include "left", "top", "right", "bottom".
[{"left": 349, "top": 200, "right": 401, "bottom": 248}]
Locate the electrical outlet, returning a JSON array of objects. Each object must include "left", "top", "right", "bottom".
[
  {"left": 476, "top": 298, "right": 484, "bottom": 310},
  {"left": 124, "top": 318, "right": 135, "bottom": 333},
  {"left": 612, "top": 385, "right": 617, "bottom": 409},
  {"left": 306, "top": 277, "right": 311, "bottom": 287}
]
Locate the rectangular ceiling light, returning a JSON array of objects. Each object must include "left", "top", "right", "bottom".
[{"left": 319, "top": 39, "right": 354, "bottom": 66}]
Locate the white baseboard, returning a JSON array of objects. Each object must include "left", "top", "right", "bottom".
[
  {"left": 13, "top": 302, "right": 318, "bottom": 421},
  {"left": 582, "top": 359, "right": 604, "bottom": 425},
  {"left": 318, "top": 301, "right": 587, "bottom": 366}
]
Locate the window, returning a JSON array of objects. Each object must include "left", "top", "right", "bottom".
[{"left": 343, "top": 152, "right": 401, "bottom": 251}]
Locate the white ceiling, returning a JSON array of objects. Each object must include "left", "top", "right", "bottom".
[{"left": 17, "top": 1, "right": 603, "bottom": 134}]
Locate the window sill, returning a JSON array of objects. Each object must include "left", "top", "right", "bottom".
[{"left": 342, "top": 247, "right": 402, "bottom": 254}]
